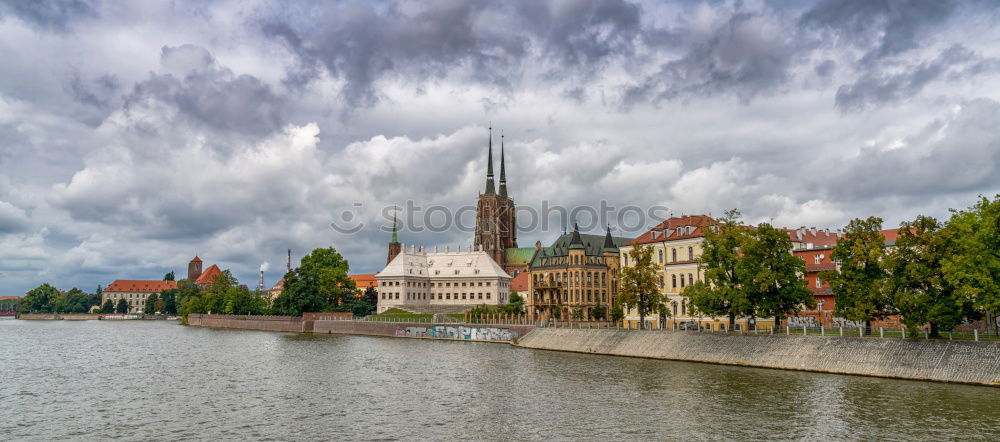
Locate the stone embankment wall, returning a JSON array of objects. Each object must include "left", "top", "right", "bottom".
[
  {"left": 187, "top": 314, "right": 534, "bottom": 342},
  {"left": 19, "top": 314, "right": 106, "bottom": 320},
  {"left": 517, "top": 328, "right": 1000, "bottom": 386},
  {"left": 186, "top": 314, "right": 305, "bottom": 333}
]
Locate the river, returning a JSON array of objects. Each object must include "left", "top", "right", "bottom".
[{"left": 1, "top": 319, "right": 997, "bottom": 440}]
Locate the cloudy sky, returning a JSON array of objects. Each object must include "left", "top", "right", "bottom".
[{"left": 1, "top": 0, "right": 999, "bottom": 295}]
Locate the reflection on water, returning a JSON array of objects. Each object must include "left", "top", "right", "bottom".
[{"left": 1, "top": 320, "right": 998, "bottom": 440}]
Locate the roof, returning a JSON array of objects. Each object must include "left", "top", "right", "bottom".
[
  {"left": 194, "top": 264, "right": 223, "bottom": 285},
  {"left": 349, "top": 273, "right": 377, "bottom": 288},
  {"left": 105, "top": 280, "right": 178, "bottom": 293},
  {"left": 377, "top": 249, "right": 511, "bottom": 279},
  {"left": 190, "top": 255, "right": 202, "bottom": 263},
  {"left": 0, "top": 296, "right": 21, "bottom": 301},
  {"left": 629, "top": 215, "right": 715, "bottom": 245},
  {"left": 529, "top": 232, "right": 630, "bottom": 268},
  {"left": 880, "top": 228, "right": 901, "bottom": 244},
  {"left": 510, "top": 272, "right": 529, "bottom": 292},
  {"left": 504, "top": 247, "right": 536, "bottom": 266},
  {"left": 269, "top": 278, "right": 284, "bottom": 291}
]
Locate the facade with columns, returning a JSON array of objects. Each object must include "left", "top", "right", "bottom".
[{"left": 374, "top": 244, "right": 513, "bottom": 313}]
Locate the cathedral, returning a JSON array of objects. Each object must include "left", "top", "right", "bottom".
[{"left": 474, "top": 127, "right": 534, "bottom": 276}]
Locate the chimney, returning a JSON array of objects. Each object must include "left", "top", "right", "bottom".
[
  {"left": 811, "top": 227, "right": 817, "bottom": 236},
  {"left": 287, "top": 249, "right": 291, "bottom": 272}
]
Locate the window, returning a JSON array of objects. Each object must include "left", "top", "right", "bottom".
[
  {"left": 688, "top": 274, "right": 693, "bottom": 286},
  {"left": 672, "top": 249, "right": 677, "bottom": 262},
  {"left": 681, "top": 300, "right": 686, "bottom": 315},
  {"left": 680, "top": 275, "right": 685, "bottom": 288},
  {"left": 816, "top": 277, "right": 822, "bottom": 288},
  {"left": 672, "top": 274, "right": 677, "bottom": 288},
  {"left": 658, "top": 249, "right": 664, "bottom": 263},
  {"left": 672, "top": 301, "right": 678, "bottom": 315},
  {"left": 486, "top": 293, "right": 491, "bottom": 300},
  {"left": 688, "top": 246, "right": 693, "bottom": 261},
  {"left": 624, "top": 256, "right": 628, "bottom": 266},
  {"left": 814, "top": 255, "right": 821, "bottom": 264},
  {"left": 658, "top": 276, "right": 664, "bottom": 288}
]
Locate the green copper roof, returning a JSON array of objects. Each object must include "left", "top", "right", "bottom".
[
  {"left": 391, "top": 212, "right": 399, "bottom": 243},
  {"left": 504, "top": 247, "right": 536, "bottom": 266},
  {"left": 529, "top": 232, "right": 630, "bottom": 268}
]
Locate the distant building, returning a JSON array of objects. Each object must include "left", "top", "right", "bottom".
[
  {"left": 103, "top": 280, "right": 177, "bottom": 314},
  {"left": 349, "top": 273, "right": 377, "bottom": 295},
  {"left": 375, "top": 245, "right": 512, "bottom": 314},
  {"left": 193, "top": 264, "right": 223, "bottom": 287},
  {"left": 0, "top": 296, "right": 20, "bottom": 315},
  {"left": 790, "top": 227, "right": 844, "bottom": 313},
  {"left": 526, "top": 224, "right": 627, "bottom": 320}
]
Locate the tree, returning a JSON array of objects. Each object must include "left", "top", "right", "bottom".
[
  {"left": 19, "top": 283, "right": 59, "bottom": 314},
  {"left": 115, "top": 298, "right": 129, "bottom": 314},
  {"left": 163, "top": 271, "right": 175, "bottom": 281},
  {"left": 821, "top": 217, "right": 891, "bottom": 332},
  {"left": 100, "top": 299, "right": 115, "bottom": 313},
  {"left": 741, "top": 223, "right": 814, "bottom": 329},
  {"left": 618, "top": 244, "right": 664, "bottom": 329},
  {"left": 96, "top": 285, "right": 103, "bottom": 295},
  {"left": 551, "top": 307, "right": 562, "bottom": 321},
  {"left": 144, "top": 293, "right": 160, "bottom": 314},
  {"left": 159, "top": 289, "right": 178, "bottom": 315},
  {"left": 592, "top": 305, "right": 607, "bottom": 321},
  {"left": 154, "top": 299, "right": 166, "bottom": 314},
  {"left": 272, "top": 247, "right": 354, "bottom": 316},
  {"left": 610, "top": 305, "right": 624, "bottom": 322},
  {"left": 571, "top": 308, "right": 584, "bottom": 321},
  {"left": 503, "top": 291, "right": 525, "bottom": 314},
  {"left": 886, "top": 215, "right": 973, "bottom": 337},
  {"left": 687, "top": 210, "right": 750, "bottom": 330},
  {"left": 943, "top": 195, "right": 1000, "bottom": 332}
]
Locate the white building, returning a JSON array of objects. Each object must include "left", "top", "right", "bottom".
[{"left": 375, "top": 244, "right": 512, "bottom": 313}]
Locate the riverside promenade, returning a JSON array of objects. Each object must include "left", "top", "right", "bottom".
[{"left": 516, "top": 328, "right": 1000, "bottom": 386}]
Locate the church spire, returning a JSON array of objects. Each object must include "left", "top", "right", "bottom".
[
  {"left": 499, "top": 130, "right": 507, "bottom": 198},
  {"left": 484, "top": 124, "right": 495, "bottom": 195},
  {"left": 391, "top": 210, "right": 398, "bottom": 243},
  {"left": 603, "top": 224, "right": 618, "bottom": 252}
]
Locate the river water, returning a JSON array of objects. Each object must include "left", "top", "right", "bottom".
[{"left": 1, "top": 319, "right": 998, "bottom": 441}]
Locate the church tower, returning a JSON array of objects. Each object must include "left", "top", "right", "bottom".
[
  {"left": 188, "top": 256, "right": 203, "bottom": 282},
  {"left": 475, "top": 126, "right": 517, "bottom": 267},
  {"left": 387, "top": 211, "right": 402, "bottom": 265}
]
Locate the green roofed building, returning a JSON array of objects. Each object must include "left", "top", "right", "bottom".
[{"left": 524, "top": 223, "right": 631, "bottom": 320}]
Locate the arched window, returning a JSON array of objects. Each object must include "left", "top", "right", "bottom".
[
  {"left": 672, "top": 249, "right": 677, "bottom": 262},
  {"left": 672, "top": 301, "right": 678, "bottom": 315},
  {"left": 681, "top": 300, "right": 686, "bottom": 315},
  {"left": 680, "top": 275, "right": 685, "bottom": 288},
  {"left": 658, "top": 249, "right": 664, "bottom": 263},
  {"left": 672, "top": 274, "right": 677, "bottom": 288},
  {"left": 688, "top": 246, "right": 693, "bottom": 260},
  {"left": 688, "top": 273, "right": 694, "bottom": 286}
]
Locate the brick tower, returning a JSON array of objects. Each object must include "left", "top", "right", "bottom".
[
  {"left": 475, "top": 126, "right": 517, "bottom": 267},
  {"left": 188, "top": 256, "right": 203, "bottom": 282}
]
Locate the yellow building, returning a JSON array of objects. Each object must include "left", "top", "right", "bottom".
[
  {"left": 620, "top": 215, "right": 774, "bottom": 331},
  {"left": 526, "top": 225, "right": 628, "bottom": 321}
]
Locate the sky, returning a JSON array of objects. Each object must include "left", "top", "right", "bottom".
[{"left": 1, "top": 0, "right": 999, "bottom": 295}]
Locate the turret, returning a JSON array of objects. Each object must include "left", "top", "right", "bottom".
[
  {"left": 499, "top": 131, "right": 507, "bottom": 199},
  {"left": 484, "top": 125, "right": 495, "bottom": 195}
]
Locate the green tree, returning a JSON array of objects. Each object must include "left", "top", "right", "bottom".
[
  {"left": 591, "top": 305, "right": 607, "bottom": 321},
  {"left": 19, "top": 283, "right": 59, "bottom": 314},
  {"left": 503, "top": 291, "right": 525, "bottom": 314},
  {"left": 886, "top": 215, "right": 973, "bottom": 337},
  {"left": 100, "top": 299, "right": 114, "bottom": 313},
  {"left": 96, "top": 285, "right": 103, "bottom": 295},
  {"left": 741, "top": 223, "right": 814, "bottom": 329},
  {"left": 610, "top": 305, "right": 624, "bottom": 322},
  {"left": 144, "top": 293, "right": 160, "bottom": 314},
  {"left": 943, "top": 195, "right": 1000, "bottom": 330},
  {"left": 159, "top": 289, "right": 178, "bottom": 315},
  {"left": 272, "top": 247, "right": 354, "bottom": 316},
  {"left": 115, "top": 298, "right": 129, "bottom": 314},
  {"left": 618, "top": 244, "right": 664, "bottom": 329},
  {"left": 551, "top": 307, "right": 562, "bottom": 321},
  {"left": 687, "top": 210, "right": 750, "bottom": 330},
  {"left": 163, "top": 271, "right": 175, "bottom": 281},
  {"left": 821, "top": 217, "right": 892, "bottom": 332},
  {"left": 571, "top": 308, "right": 584, "bottom": 321}
]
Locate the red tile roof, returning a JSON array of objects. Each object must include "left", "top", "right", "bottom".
[
  {"left": 510, "top": 272, "right": 529, "bottom": 292},
  {"left": 349, "top": 273, "right": 377, "bottom": 288},
  {"left": 630, "top": 215, "right": 716, "bottom": 245},
  {"left": 190, "top": 255, "right": 202, "bottom": 263},
  {"left": 105, "top": 280, "right": 178, "bottom": 293},
  {"left": 194, "top": 264, "right": 223, "bottom": 285},
  {"left": 880, "top": 228, "right": 901, "bottom": 243},
  {"left": 0, "top": 295, "right": 20, "bottom": 301}
]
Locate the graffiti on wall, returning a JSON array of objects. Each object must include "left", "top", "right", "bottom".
[
  {"left": 786, "top": 316, "right": 818, "bottom": 327},
  {"left": 395, "top": 325, "right": 519, "bottom": 341},
  {"left": 832, "top": 317, "right": 863, "bottom": 328}
]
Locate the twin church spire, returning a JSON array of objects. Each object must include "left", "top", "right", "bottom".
[{"left": 484, "top": 125, "right": 508, "bottom": 197}]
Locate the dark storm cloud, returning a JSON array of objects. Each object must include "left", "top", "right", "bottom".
[
  {"left": 801, "top": 0, "right": 957, "bottom": 63},
  {"left": 0, "top": 0, "right": 97, "bottom": 31},
  {"left": 836, "top": 45, "right": 1000, "bottom": 111},
  {"left": 261, "top": 0, "right": 642, "bottom": 107},
  {"left": 122, "top": 45, "right": 286, "bottom": 136},
  {"left": 624, "top": 9, "right": 799, "bottom": 107},
  {"left": 828, "top": 98, "right": 1000, "bottom": 199}
]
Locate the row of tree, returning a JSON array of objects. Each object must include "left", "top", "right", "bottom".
[
  {"left": 18, "top": 284, "right": 104, "bottom": 314},
  {"left": 824, "top": 195, "right": 1000, "bottom": 336},
  {"left": 617, "top": 209, "right": 813, "bottom": 330}
]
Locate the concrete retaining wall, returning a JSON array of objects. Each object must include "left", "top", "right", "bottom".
[
  {"left": 19, "top": 313, "right": 105, "bottom": 320},
  {"left": 187, "top": 314, "right": 305, "bottom": 333},
  {"left": 313, "top": 320, "right": 534, "bottom": 342},
  {"left": 517, "top": 328, "right": 1000, "bottom": 386}
]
